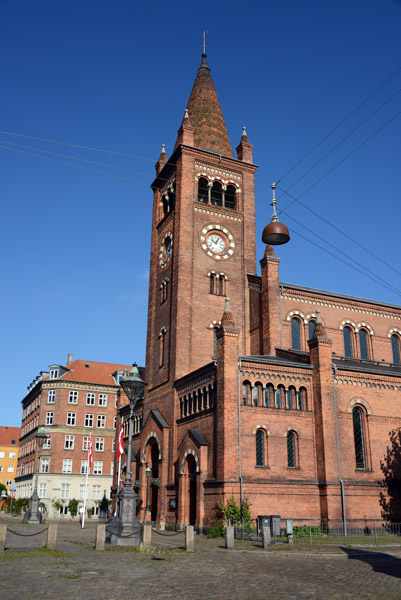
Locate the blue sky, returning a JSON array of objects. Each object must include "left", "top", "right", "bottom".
[{"left": 1, "top": 0, "right": 400, "bottom": 426}]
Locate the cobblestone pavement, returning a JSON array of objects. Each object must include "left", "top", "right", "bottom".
[{"left": 1, "top": 518, "right": 401, "bottom": 599}]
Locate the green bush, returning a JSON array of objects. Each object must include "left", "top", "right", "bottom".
[
  {"left": 207, "top": 520, "right": 225, "bottom": 538},
  {"left": 13, "top": 497, "right": 30, "bottom": 514},
  {"left": 293, "top": 525, "right": 321, "bottom": 536},
  {"left": 218, "top": 493, "right": 253, "bottom": 529},
  {"left": 68, "top": 498, "right": 79, "bottom": 517}
]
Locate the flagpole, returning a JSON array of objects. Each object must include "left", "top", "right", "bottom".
[{"left": 117, "top": 455, "right": 121, "bottom": 491}]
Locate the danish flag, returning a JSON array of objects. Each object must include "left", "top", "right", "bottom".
[
  {"left": 117, "top": 423, "right": 124, "bottom": 460},
  {"left": 88, "top": 433, "right": 93, "bottom": 469}
]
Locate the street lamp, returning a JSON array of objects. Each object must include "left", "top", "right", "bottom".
[
  {"left": 24, "top": 426, "right": 48, "bottom": 524},
  {"left": 109, "top": 363, "right": 146, "bottom": 546},
  {"left": 145, "top": 466, "right": 152, "bottom": 516}
]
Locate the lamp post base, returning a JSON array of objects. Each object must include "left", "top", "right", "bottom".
[
  {"left": 107, "top": 484, "right": 143, "bottom": 546},
  {"left": 24, "top": 492, "right": 43, "bottom": 524}
]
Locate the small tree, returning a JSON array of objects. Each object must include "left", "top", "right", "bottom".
[
  {"left": 218, "top": 493, "right": 253, "bottom": 528},
  {"left": 68, "top": 498, "right": 79, "bottom": 518},
  {"left": 14, "top": 497, "right": 30, "bottom": 514}
]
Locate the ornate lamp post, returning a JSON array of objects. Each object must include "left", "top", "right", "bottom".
[
  {"left": 24, "top": 426, "right": 48, "bottom": 524},
  {"left": 109, "top": 363, "right": 146, "bottom": 546},
  {"left": 145, "top": 466, "right": 152, "bottom": 516}
]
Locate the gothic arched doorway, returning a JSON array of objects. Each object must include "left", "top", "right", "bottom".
[
  {"left": 149, "top": 440, "right": 159, "bottom": 522},
  {"left": 187, "top": 454, "right": 197, "bottom": 526}
]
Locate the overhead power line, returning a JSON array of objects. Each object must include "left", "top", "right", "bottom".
[{"left": 277, "top": 64, "right": 401, "bottom": 183}]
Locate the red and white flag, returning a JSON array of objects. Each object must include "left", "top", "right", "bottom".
[
  {"left": 117, "top": 423, "right": 124, "bottom": 460},
  {"left": 88, "top": 433, "right": 93, "bottom": 469}
]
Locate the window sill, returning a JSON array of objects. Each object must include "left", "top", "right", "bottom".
[
  {"left": 355, "top": 468, "right": 373, "bottom": 472},
  {"left": 255, "top": 465, "right": 269, "bottom": 469},
  {"left": 287, "top": 466, "right": 300, "bottom": 470}
]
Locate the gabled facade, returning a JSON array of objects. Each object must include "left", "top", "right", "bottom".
[
  {"left": 16, "top": 356, "right": 133, "bottom": 518},
  {"left": 126, "top": 52, "right": 401, "bottom": 530}
]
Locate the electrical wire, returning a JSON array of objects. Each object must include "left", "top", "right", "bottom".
[
  {"left": 277, "top": 64, "right": 401, "bottom": 183},
  {"left": 278, "top": 86, "right": 401, "bottom": 195},
  {"left": 0, "top": 144, "right": 150, "bottom": 187},
  {"left": 256, "top": 212, "right": 401, "bottom": 300},
  {"left": 272, "top": 108, "right": 401, "bottom": 280}
]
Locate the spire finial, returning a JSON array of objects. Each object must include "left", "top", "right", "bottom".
[
  {"left": 184, "top": 108, "right": 189, "bottom": 120},
  {"left": 161, "top": 144, "right": 166, "bottom": 154},
  {"left": 200, "top": 31, "right": 209, "bottom": 68},
  {"left": 242, "top": 126, "right": 247, "bottom": 137}
]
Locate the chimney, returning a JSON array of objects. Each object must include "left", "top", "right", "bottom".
[{"left": 67, "top": 353, "right": 73, "bottom": 365}]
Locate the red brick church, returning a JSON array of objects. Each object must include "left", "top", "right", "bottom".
[{"left": 122, "top": 50, "right": 401, "bottom": 530}]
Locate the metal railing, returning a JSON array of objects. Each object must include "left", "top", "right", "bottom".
[{"left": 234, "top": 519, "right": 401, "bottom": 547}]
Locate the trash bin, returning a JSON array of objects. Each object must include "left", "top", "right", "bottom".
[
  {"left": 270, "top": 515, "right": 281, "bottom": 536},
  {"left": 257, "top": 515, "right": 270, "bottom": 529}
]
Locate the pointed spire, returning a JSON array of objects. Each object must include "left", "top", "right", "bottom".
[
  {"left": 264, "top": 244, "right": 276, "bottom": 257},
  {"left": 155, "top": 143, "right": 168, "bottom": 175},
  {"left": 175, "top": 49, "right": 233, "bottom": 157},
  {"left": 241, "top": 126, "right": 250, "bottom": 143},
  {"left": 183, "top": 108, "right": 191, "bottom": 125},
  {"left": 313, "top": 309, "right": 327, "bottom": 337},
  {"left": 221, "top": 297, "right": 235, "bottom": 326}
]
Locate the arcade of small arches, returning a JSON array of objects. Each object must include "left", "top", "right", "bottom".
[
  {"left": 179, "top": 383, "right": 216, "bottom": 418},
  {"left": 123, "top": 414, "right": 143, "bottom": 436},
  {"left": 159, "top": 182, "right": 176, "bottom": 220},
  {"left": 242, "top": 380, "right": 308, "bottom": 411},
  {"left": 255, "top": 428, "right": 300, "bottom": 469},
  {"left": 209, "top": 271, "right": 227, "bottom": 296},
  {"left": 197, "top": 177, "right": 237, "bottom": 210}
]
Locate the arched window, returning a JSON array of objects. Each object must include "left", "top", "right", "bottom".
[
  {"left": 256, "top": 430, "right": 265, "bottom": 467},
  {"left": 198, "top": 177, "right": 209, "bottom": 203},
  {"left": 298, "top": 387, "right": 307, "bottom": 411},
  {"left": 286, "top": 387, "right": 296, "bottom": 410},
  {"left": 253, "top": 383, "right": 262, "bottom": 406},
  {"left": 213, "top": 326, "right": 219, "bottom": 360},
  {"left": 343, "top": 326, "right": 353, "bottom": 358},
  {"left": 359, "top": 329, "right": 369, "bottom": 360},
  {"left": 210, "top": 182, "right": 223, "bottom": 206},
  {"left": 291, "top": 317, "right": 302, "bottom": 350},
  {"left": 209, "top": 273, "right": 216, "bottom": 294},
  {"left": 218, "top": 275, "right": 225, "bottom": 296},
  {"left": 225, "top": 185, "right": 236, "bottom": 210},
  {"left": 287, "top": 431, "right": 297, "bottom": 468},
  {"left": 264, "top": 384, "right": 274, "bottom": 408},
  {"left": 352, "top": 406, "right": 366, "bottom": 469},
  {"left": 392, "top": 334, "right": 401, "bottom": 364},
  {"left": 275, "top": 385, "right": 285, "bottom": 409},
  {"left": 242, "top": 381, "right": 251, "bottom": 405},
  {"left": 168, "top": 184, "right": 176, "bottom": 211},
  {"left": 308, "top": 320, "right": 316, "bottom": 340}
]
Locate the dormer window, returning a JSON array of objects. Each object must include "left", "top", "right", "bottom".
[{"left": 49, "top": 369, "right": 59, "bottom": 379}]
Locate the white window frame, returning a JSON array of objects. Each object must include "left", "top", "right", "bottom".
[
  {"left": 82, "top": 436, "right": 90, "bottom": 451},
  {"left": 7, "top": 465, "right": 14, "bottom": 473},
  {"left": 92, "top": 485, "right": 101, "bottom": 500},
  {"left": 81, "top": 460, "right": 88, "bottom": 474},
  {"left": 68, "top": 390, "right": 78, "bottom": 404},
  {"left": 86, "top": 392, "right": 95, "bottom": 406},
  {"left": 61, "top": 484, "right": 70, "bottom": 499},
  {"left": 64, "top": 435, "right": 74, "bottom": 450},
  {"left": 9, "top": 452, "right": 16, "bottom": 459},
  {"left": 95, "top": 437, "right": 104, "bottom": 452},
  {"left": 93, "top": 461, "right": 103, "bottom": 475},
  {"left": 40, "top": 458, "right": 49, "bottom": 473},
  {"left": 39, "top": 483, "right": 47, "bottom": 498},
  {"left": 97, "top": 415, "right": 106, "bottom": 428},
  {"left": 79, "top": 484, "right": 87, "bottom": 500},
  {"left": 62, "top": 459, "right": 72, "bottom": 473},
  {"left": 49, "top": 369, "right": 59, "bottom": 379},
  {"left": 98, "top": 393, "right": 107, "bottom": 407},
  {"left": 43, "top": 435, "right": 51, "bottom": 449},
  {"left": 84, "top": 414, "right": 94, "bottom": 428},
  {"left": 48, "top": 390, "right": 55, "bottom": 403},
  {"left": 66, "top": 412, "right": 76, "bottom": 426},
  {"left": 46, "top": 412, "right": 54, "bottom": 425}
]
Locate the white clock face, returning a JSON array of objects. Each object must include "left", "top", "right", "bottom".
[
  {"left": 207, "top": 234, "right": 225, "bottom": 254},
  {"left": 159, "top": 232, "right": 173, "bottom": 268}
]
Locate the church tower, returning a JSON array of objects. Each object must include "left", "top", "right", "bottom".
[{"left": 145, "top": 50, "right": 258, "bottom": 401}]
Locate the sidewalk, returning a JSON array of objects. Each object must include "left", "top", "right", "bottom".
[{"left": 1, "top": 520, "right": 401, "bottom": 599}]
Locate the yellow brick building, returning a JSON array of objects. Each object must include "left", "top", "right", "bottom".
[{"left": 0, "top": 426, "right": 20, "bottom": 492}]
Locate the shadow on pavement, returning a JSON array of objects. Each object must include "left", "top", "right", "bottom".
[{"left": 342, "top": 546, "right": 401, "bottom": 580}]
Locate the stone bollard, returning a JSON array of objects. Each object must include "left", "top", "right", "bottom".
[
  {"left": 288, "top": 533, "right": 294, "bottom": 545},
  {"left": 185, "top": 525, "right": 194, "bottom": 552},
  {"left": 142, "top": 523, "right": 152, "bottom": 551},
  {"left": 46, "top": 523, "right": 58, "bottom": 550},
  {"left": 0, "top": 523, "right": 7, "bottom": 552},
  {"left": 95, "top": 523, "right": 106, "bottom": 550},
  {"left": 261, "top": 526, "right": 271, "bottom": 548},
  {"left": 225, "top": 525, "right": 234, "bottom": 549}
]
